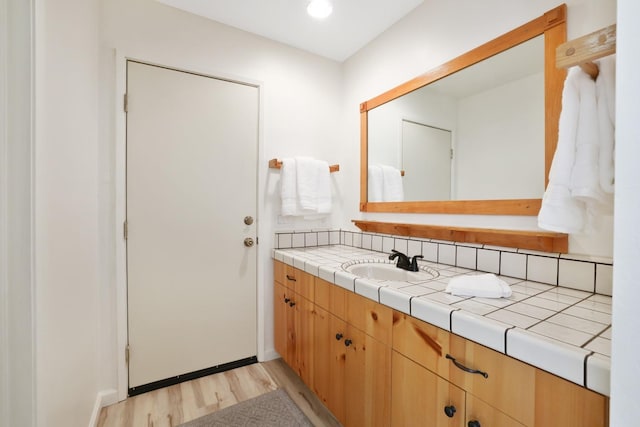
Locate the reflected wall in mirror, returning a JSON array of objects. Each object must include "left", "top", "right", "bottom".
[{"left": 360, "top": 4, "right": 567, "bottom": 215}]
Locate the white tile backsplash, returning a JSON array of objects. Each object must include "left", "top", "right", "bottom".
[
  {"left": 500, "top": 252, "right": 527, "bottom": 279},
  {"left": 317, "top": 231, "right": 329, "bottom": 246},
  {"left": 292, "top": 233, "right": 305, "bottom": 248},
  {"left": 305, "top": 232, "right": 318, "bottom": 247},
  {"left": 383, "top": 236, "right": 395, "bottom": 253},
  {"left": 423, "top": 242, "right": 438, "bottom": 262},
  {"left": 371, "top": 235, "right": 383, "bottom": 252},
  {"left": 407, "top": 239, "right": 422, "bottom": 257},
  {"left": 394, "top": 238, "right": 408, "bottom": 255},
  {"left": 559, "top": 259, "right": 595, "bottom": 292},
  {"left": 361, "top": 233, "right": 372, "bottom": 250},
  {"left": 438, "top": 243, "right": 456, "bottom": 265},
  {"left": 456, "top": 246, "right": 477, "bottom": 270},
  {"left": 477, "top": 249, "right": 500, "bottom": 274},
  {"left": 595, "top": 264, "right": 613, "bottom": 296},
  {"left": 527, "top": 255, "right": 558, "bottom": 285}
]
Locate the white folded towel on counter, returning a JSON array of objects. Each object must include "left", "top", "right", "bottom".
[{"left": 445, "top": 274, "right": 512, "bottom": 298}]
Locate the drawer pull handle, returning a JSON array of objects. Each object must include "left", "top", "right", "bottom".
[
  {"left": 446, "top": 354, "right": 488, "bottom": 379},
  {"left": 444, "top": 405, "right": 456, "bottom": 418},
  {"left": 286, "top": 275, "right": 297, "bottom": 282}
]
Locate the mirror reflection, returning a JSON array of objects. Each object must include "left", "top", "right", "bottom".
[{"left": 367, "top": 35, "right": 545, "bottom": 202}]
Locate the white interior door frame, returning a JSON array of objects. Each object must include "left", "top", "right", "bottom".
[{"left": 114, "top": 50, "right": 265, "bottom": 401}]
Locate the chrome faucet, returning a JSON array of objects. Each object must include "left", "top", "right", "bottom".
[{"left": 389, "top": 250, "right": 423, "bottom": 272}]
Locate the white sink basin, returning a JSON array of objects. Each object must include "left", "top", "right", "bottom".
[{"left": 343, "top": 261, "right": 438, "bottom": 281}]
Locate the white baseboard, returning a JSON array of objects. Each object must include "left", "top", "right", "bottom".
[
  {"left": 262, "top": 348, "right": 281, "bottom": 362},
  {"left": 88, "top": 389, "right": 118, "bottom": 427}
]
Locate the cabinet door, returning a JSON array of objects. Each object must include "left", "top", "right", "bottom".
[
  {"left": 345, "top": 325, "right": 391, "bottom": 427},
  {"left": 466, "top": 394, "right": 526, "bottom": 427},
  {"left": 294, "top": 268, "right": 315, "bottom": 301},
  {"left": 347, "top": 292, "right": 393, "bottom": 345},
  {"left": 447, "top": 334, "right": 536, "bottom": 426},
  {"left": 534, "top": 368, "right": 609, "bottom": 427},
  {"left": 273, "top": 282, "right": 288, "bottom": 360},
  {"left": 295, "top": 295, "right": 314, "bottom": 388},
  {"left": 313, "top": 306, "right": 348, "bottom": 425},
  {"left": 315, "top": 277, "right": 347, "bottom": 320},
  {"left": 392, "top": 311, "right": 452, "bottom": 375},
  {"left": 285, "top": 290, "right": 297, "bottom": 369},
  {"left": 392, "top": 351, "right": 465, "bottom": 427},
  {"left": 274, "top": 260, "right": 286, "bottom": 285}
]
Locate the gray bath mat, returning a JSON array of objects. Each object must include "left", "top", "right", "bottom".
[{"left": 178, "top": 388, "right": 313, "bottom": 427}]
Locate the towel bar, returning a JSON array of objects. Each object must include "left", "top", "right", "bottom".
[{"left": 269, "top": 158, "right": 340, "bottom": 173}]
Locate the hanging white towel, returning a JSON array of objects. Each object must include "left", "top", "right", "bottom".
[
  {"left": 280, "top": 158, "right": 299, "bottom": 216},
  {"left": 368, "top": 165, "right": 384, "bottom": 202},
  {"left": 596, "top": 55, "right": 616, "bottom": 195},
  {"left": 315, "top": 160, "right": 332, "bottom": 214},
  {"left": 280, "top": 157, "right": 332, "bottom": 217},
  {"left": 538, "top": 67, "right": 588, "bottom": 233},
  {"left": 445, "top": 274, "right": 512, "bottom": 298},
  {"left": 570, "top": 68, "right": 609, "bottom": 209},
  {"left": 296, "top": 156, "right": 320, "bottom": 210},
  {"left": 380, "top": 165, "right": 404, "bottom": 202}
]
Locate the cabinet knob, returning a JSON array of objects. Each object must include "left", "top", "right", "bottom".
[
  {"left": 444, "top": 405, "right": 456, "bottom": 418},
  {"left": 335, "top": 333, "right": 343, "bottom": 341},
  {"left": 284, "top": 298, "right": 290, "bottom": 303},
  {"left": 289, "top": 301, "right": 296, "bottom": 307},
  {"left": 344, "top": 339, "right": 353, "bottom": 347},
  {"left": 468, "top": 421, "right": 481, "bottom": 427}
]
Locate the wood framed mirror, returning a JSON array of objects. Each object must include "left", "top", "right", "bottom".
[{"left": 360, "top": 4, "right": 567, "bottom": 215}]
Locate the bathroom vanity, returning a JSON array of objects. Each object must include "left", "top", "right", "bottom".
[{"left": 273, "top": 245, "right": 610, "bottom": 427}]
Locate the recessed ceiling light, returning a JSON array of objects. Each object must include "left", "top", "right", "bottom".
[{"left": 307, "top": 0, "right": 333, "bottom": 19}]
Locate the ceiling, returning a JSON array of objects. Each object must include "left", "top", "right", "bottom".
[{"left": 156, "top": 0, "right": 425, "bottom": 62}]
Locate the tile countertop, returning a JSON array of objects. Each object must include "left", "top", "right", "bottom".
[{"left": 272, "top": 245, "right": 611, "bottom": 397}]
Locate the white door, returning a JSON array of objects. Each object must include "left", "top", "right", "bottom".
[
  {"left": 401, "top": 120, "right": 452, "bottom": 201},
  {"left": 126, "top": 61, "right": 258, "bottom": 391}
]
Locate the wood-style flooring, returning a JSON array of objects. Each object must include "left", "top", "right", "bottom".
[{"left": 97, "top": 359, "right": 341, "bottom": 427}]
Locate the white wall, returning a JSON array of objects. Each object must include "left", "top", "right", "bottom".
[
  {"left": 34, "top": 0, "right": 101, "bottom": 425},
  {"left": 1, "top": 0, "right": 36, "bottom": 425},
  {"left": 610, "top": 0, "right": 640, "bottom": 424},
  {"left": 343, "top": 0, "right": 617, "bottom": 258}
]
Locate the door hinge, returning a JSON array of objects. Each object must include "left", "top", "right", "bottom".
[
  {"left": 256, "top": 237, "right": 259, "bottom": 245},
  {"left": 450, "top": 148, "right": 454, "bottom": 160},
  {"left": 125, "top": 344, "right": 130, "bottom": 364},
  {"left": 123, "top": 220, "right": 128, "bottom": 240},
  {"left": 123, "top": 93, "right": 128, "bottom": 113}
]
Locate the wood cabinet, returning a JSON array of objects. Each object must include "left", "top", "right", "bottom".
[
  {"left": 274, "top": 261, "right": 609, "bottom": 427},
  {"left": 392, "top": 311, "right": 608, "bottom": 427},
  {"left": 273, "top": 264, "right": 314, "bottom": 387}
]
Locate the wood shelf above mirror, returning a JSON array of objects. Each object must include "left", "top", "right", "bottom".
[{"left": 352, "top": 220, "right": 569, "bottom": 253}]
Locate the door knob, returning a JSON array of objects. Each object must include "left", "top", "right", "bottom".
[
  {"left": 244, "top": 237, "right": 254, "bottom": 247},
  {"left": 244, "top": 216, "right": 254, "bottom": 225}
]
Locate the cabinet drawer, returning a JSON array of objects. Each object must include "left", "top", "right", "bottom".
[
  {"left": 466, "top": 394, "right": 526, "bottom": 427},
  {"left": 392, "top": 311, "right": 452, "bottom": 376},
  {"left": 315, "top": 278, "right": 347, "bottom": 320},
  {"left": 292, "top": 267, "right": 314, "bottom": 301},
  {"left": 447, "top": 334, "right": 535, "bottom": 426},
  {"left": 347, "top": 292, "right": 393, "bottom": 345}
]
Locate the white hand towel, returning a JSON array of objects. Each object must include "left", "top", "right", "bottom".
[
  {"left": 316, "top": 160, "right": 332, "bottom": 214},
  {"left": 596, "top": 55, "right": 615, "bottom": 195},
  {"left": 280, "top": 158, "right": 299, "bottom": 216},
  {"left": 445, "top": 274, "right": 512, "bottom": 298},
  {"left": 296, "top": 156, "right": 320, "bottom": 210},
  {"left": 368, "top": 165, "right": 383, "bottom": 202},
  {"left": 380, "top": 165, "right": 404, "bottom": 202}
]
